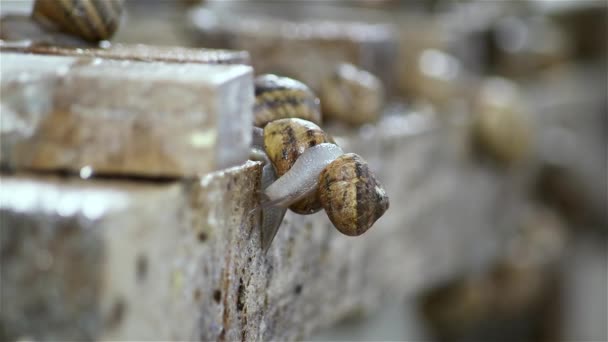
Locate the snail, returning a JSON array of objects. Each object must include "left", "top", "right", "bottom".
[
  {"left": 256, "top": 119, "right": 389, "bottom": 251},
  {"left": 253, "top": 74, "right": 322, "bottom": 128},
  {"left": 31, "top": 0, "right": 124, "bottom": 42},
  {"left": 320, "top": 63, "right": 385, "bottom": 126},
  {"left": 251, "top": 77, "right": 388, "bottom": 252},
  {"left": 261, "top": 141, "right": 389, "bottom": 241},
  {"left": 472, "top": 77, "right": 532, "bottom": 165}
]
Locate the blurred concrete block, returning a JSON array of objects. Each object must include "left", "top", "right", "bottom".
[
  {"left": 0, "top": 52, "right": 254, "bottom": 177},
  {"left": 526, "top": 64, "right": 607, "bottom": 227},
  {"left": 188, "top": 4, "right": 398, "bottom": 94}
]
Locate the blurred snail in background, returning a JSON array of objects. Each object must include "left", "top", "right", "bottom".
[
  {"left": 472, "top": 77, "right": 532, "bottom": 165},
  {"left": 253, "top": 74, "right": 322, "bottom": 128},
  {"left": 251, "top": 74, "right": 389, "bottom": 251},
  {"left": 320, "top": 63, "right": 385, "bottom": 126},
  {"left": 31, "top": 0, "right": 124, "bottom": 42}
]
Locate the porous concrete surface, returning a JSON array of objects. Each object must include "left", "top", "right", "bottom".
[
  {"left": 0, "top": 112, "right": 522, "bottom": 341},
  {"left": 0, "top": 52, "right": 253, "bottom": 178}
]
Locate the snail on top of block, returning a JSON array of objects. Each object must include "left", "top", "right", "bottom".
[
  {"left": 251, "top": 74, "right": 389, "bottom": 253},
  {"left": 31, "top": 0, "right": 124, "bottom": 42}
]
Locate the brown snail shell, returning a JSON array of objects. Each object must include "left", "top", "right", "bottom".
[
  {"left": 253, "top": 74, "right": 322, "bottom": 128},
  {"left": 472, "top": 77, "right": 532, "bottom": 165},
  {"left": 264, "top": 118, "right": 335, "bottom": 214},
  {"left": 320, "top": 63, "right": 385, "bottom": 126},
  {"left": 319, "top": 153, "right": 389, "bottom": 236},
  {"left": 32, "top": 0, "right": 124, "bottom": 42}
]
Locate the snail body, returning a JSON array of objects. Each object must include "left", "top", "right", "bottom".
[
  {"left": 264, "top": 118, "right": 335, "bottom": 214},
  {"left": 32, "top": 0, "right": 124, "bottom": 42},
  {"left": 264, "top": 143, "right": 344, "bottom": 207},
  {"left": 253, "top": 74, "right": 322, "bottom": 128},
  {"left": 259, "top": 163, "right": 287, "bottom": 253}
]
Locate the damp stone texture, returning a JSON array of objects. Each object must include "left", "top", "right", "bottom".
[{"left": 0, "top": 52, "right": 253, "bottom": 177}]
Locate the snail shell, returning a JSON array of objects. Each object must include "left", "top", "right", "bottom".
[
  {"left": 253, "top": 74, "right": 322, "bottom": 128},
  {"left": 472, "top": 77, "right": 532, "bottom": 165},
  {"left": 32, "top": 0, "right": 124, "bottom": 42},
  {"left": 320, "top": 63, "right": 385, "bottom": 126},
  {"left": 319, "top": 153, "right": 389, "bottom": 236},
  {"left": 264, "top": 118, "right": 335, "bottom": 214}
]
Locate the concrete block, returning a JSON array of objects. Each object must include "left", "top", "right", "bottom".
[{"left": 0, "top": 52, "right": 253, "bottom": 177}]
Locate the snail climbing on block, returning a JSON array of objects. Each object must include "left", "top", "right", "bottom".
[
  {"left": 31, "top": 0, "right": 124, "bottom": 42},
  {"left": 251, "top": 78, "right": 389, "bottom": 252}
]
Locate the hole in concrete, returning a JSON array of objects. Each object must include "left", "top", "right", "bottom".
[
  {"left": 294, "top": 284, "right": 303, "bottom": 295},
  {"left": 197, "top": 231, "right": 208, "bottom": 242},
  {"left": 136, "top": 254, "right": 148, "bottom": 282},
  {"left": 213, "top": 289, "right": 222, "bottom": 304},
  {"left": 107, "top": 298, "right": 126, "bottom": 329},
  {"left": 237, "top": 277, "right": 245, "bottom": 311},
  {"left": 194, "top": 288, "right": 202, "bottom": 301}
]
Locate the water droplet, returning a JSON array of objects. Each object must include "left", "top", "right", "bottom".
[{"left": 79, "top": 166, "right": 93, "bottom": 179}]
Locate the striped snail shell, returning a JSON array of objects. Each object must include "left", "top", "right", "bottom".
[
  {"left": 320, "top": 63, "right": 385, "bottom": 126},
  {"left": 32, "top": 0, "right": 124, "bottom": 42},
  {"left": 319, "top": 153, "right": 389, "bottom": 236},
  {"left": 263, "top": 145, "right": 389, "bottom": 236},
  {"left": 263, "top": 118, "right": 335, "bottom": 214},
  {"left": 253, "top": 74, "right": 322, "bottom": 128}
]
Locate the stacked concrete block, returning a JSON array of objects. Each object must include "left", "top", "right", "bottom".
[{"left": 1, "top": 52, "right": 253, "bottom": 177}]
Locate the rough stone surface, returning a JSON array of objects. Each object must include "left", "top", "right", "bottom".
[
  {"left": 0, "top": 112, "right": 522, "bottom": 341},
  {"left": 0, "top": 52, "right": 253, "bottom": 177}
]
